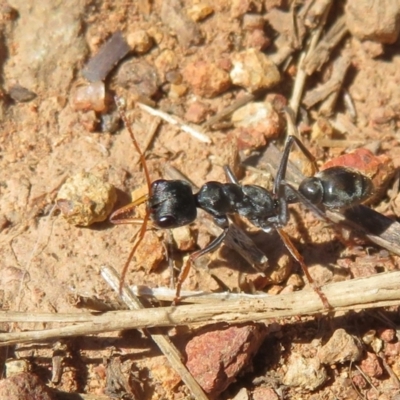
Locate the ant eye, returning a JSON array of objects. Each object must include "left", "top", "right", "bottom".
[{"left": 157, "top": 215, "right": 176, "bottom": 228}]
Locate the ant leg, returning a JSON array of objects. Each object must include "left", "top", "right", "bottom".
[
  {"left": 274, "top": 135, "right": 319, "bottom": 195},
  {"left": 165, "top": 229, "right": 176, "bottom": 289},
  {"left": 223, "top": 165, "right": 239, "bottom": 184},
  {"left": 172, "top": 228, "right": 228, "bottom": 305},
  {"left": 276, "top": 227, "right": 331, "bottom": 309},
  {"left": 115, "top": 96, "right": 152, "bottom": 194},
  {"left": 271, "top": 135, "right": 318, "bottom": 227},
  {"left": 109, "top": 191, "right": 152, "bottom": 293},
  {"left": 118, "top": 210, "right": 151, "bottom": 293}
]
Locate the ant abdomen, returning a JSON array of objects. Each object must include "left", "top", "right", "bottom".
[
  {"left": 149, "top": 179, "right": 197, "bottom": 228},
  {"left": 298, "top": 166, "right": 373, "bottom": 210}
]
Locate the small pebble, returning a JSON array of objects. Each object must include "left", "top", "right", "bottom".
[
  {"left": 116, "top": 59, "right": 160, "bottom": 98},
  {"left": 56, "top": 172, "right": 116, "bottom": 226},
  {"left": 360, "top": 352, "right": 383, "bottom": 378},
  {"left": 72, "top": 81, "right": 107, "bottom": 112},
  {"left": 231, "top": 100, "right": 281, "bottom": 141},
  {"left": 244, "top": 29, "right": 271, "bottom": 50},
  {"left": 242, "top": 14, "right": 265, "bottom": 30},
  {"left": 155, "top": 49, "right": 179, "bottom": 81},
  {"left": 230, "top": 49, "right": 280, "bottom": 92},
  {"left": 187, "top": 3, "right": 214, "bottom": 22},
  {"left": 100, "top": 111, "right": 121, "bottom": 133},
  {"left": 168, "top": 83, "right": 187, "bottom": 99},
  {"left": 318, "top": 328, "right": 363, "bottom": 365},
  {"left": 378, "top": 328, "right": 396, "bottom": 343},
  {"left": 171, "top": 225, "right": 195, "bottom": 251},
  {"left": 8, "top": 84, "right": 37, "bottom": 103},
  {"left": 161, "top": 0, "right": 202, "bottom": 48},
  {"left": 183, "top": 59, "right": 231, "bottom": 98},
  {"left": 127, "top": 29, "right": 153, "bottom": 53},
  {"left": 384, "top": 341, "right": 400, "bottom": 357},
  {"left": 184, "top": 101, "right": 209, "bottom": 124},
  {"left": 282, "top": 353, "right": 327, "bottom": 390},
  {"left": 135, "top": 230, "right": 165, "bottom": 271}
]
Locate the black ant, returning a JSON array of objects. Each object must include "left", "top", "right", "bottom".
[{"left": 110, "top": 99, "right": 373, "bottom": 308}]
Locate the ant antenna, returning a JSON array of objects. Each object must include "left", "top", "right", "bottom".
[
  {"left": 113, "top": 96, "right": 153, "bottom": 292},
  {"left": 114, "top": 96, "right": 152, "bottom": 194}
]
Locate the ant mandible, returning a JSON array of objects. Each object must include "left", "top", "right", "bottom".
[{"left": 110, "top": 98, "right": 373, "bottom": 309}]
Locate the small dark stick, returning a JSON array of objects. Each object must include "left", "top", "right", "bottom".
[{"left": 83, "top": 31, "right": 131, "bottom": 82}]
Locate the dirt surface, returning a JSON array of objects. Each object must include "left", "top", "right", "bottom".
[{"left": 1, "top": 0, "right": 400, "bottom": 399}]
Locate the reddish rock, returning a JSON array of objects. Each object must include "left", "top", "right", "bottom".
[
  {"left": 231, "top": 100, "right": 281, "bottom": 144},
  {"left": 352, "top": 373, "right": 368, "bottom": 390},
  {"left": 378, "top": 328, "right": 396, "bottom": 343},
  {"left": 384, "top": 341, "right": 400, "bottom": 357},
  {"left": 183, "top": 60, "right": 231, "bottom": 98},
  {"left": 244, "top": 29, "right": 271, "bottom": 51},
  {"left": 184, "top": 101, "right": 210, "bottom": 123},
  {"left": 252, "top": 387, "right": 279, "bottom": 400},
  {"left": 0, "top": 372, "right": 55, "bottom": 400},
  {"left": 234, "top": 127, "right": 267, "bottom": 151},
  {"left": 185, "top": 324, "right": 267, "bottom": 396},
  {"left": 360, "top": 352, "right": 383, "bottom": 378}
]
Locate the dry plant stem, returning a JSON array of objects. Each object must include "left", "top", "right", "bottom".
[
  {"left": 203, "top": 93, "right": 255, "bottom": 129},
  {"left": 303, "top": 15, "right": 348, "bottom": 75},
  {"left": 129, "top": 287, "right": 277, "bottom": 303},
  {"left": 329, "top": 113, "right": 364, "bottom": 138},
  {"left": 302, "top": 53, "right": 351, "bottom": 109},
  {"left": 320, "top": 58, "right": 352, "bottom": 114},
  {"left": 289, "top": 2, "right": 330, "bottom": 118},
  {"left": 326, "top": 207, "right": 400, "bottom": 257},
  {"left": 314, "top": 138, "right": 365, "bottom": 148},
  {"left": 101, "top": 266, "right": 209, "bottom": 400},
  {"left": 136, "top": 102, "right": 211, "bottom": 144},
  {"left": 355, "top": 364, "right": 379, "bottom": 394},
  {"left": 57, "top": 393, "right": 111, "bottom": 400},
  {"left": 1, "top": 271, "right": 400, "bottom": 346}
]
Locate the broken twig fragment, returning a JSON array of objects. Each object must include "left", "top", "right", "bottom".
[{"left": 83, "top": 31, "right": 131, "bottom": 82}]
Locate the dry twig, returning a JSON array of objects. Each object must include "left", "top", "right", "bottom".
[
  {"left": 303, "top": 53, "right": 350, "bottom": 109},
  {"left": 101, "top": 266, "right": 208, "bottom": 400},
  {"left": 136, "top": 102, "right": 211, "bottom": 143},
  {"left": 1, "top": 271, "right": 400, "bottom": 346}
]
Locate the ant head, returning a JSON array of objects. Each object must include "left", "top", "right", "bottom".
[{"left": 148, "top": 180, "right": 197, "bottom": 228}]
